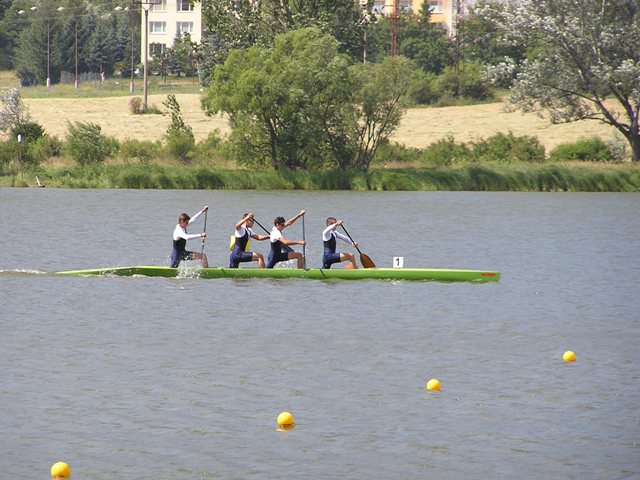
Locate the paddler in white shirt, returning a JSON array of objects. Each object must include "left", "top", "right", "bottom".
[
  {"left": 321, "top": 217, "right": 358, "bottom": 269},
  {"left": 266, "top": 210, "right": 306, "bottom": 268},
  {"left": 170, "top": 206, "right": 208, "bottom": 268}
]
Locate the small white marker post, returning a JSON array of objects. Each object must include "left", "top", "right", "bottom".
[
  {"left": 393, "top": 256, "right": 404, "bottom": 268},
  {"left": 17, "top": 133, "right": 22, "bottom": 165}
]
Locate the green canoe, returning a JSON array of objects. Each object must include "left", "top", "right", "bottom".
[{"left": 56, "top": 266, "right": 500, "bottom": 282}]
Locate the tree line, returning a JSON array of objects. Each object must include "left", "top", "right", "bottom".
[
  {"left": 0, "top": 0, "right": 200, "bottom": 85},
  {"left": 1, "top": 0, "right": 639, "bottom": 163},
  {"left": 1, "top": 0, "right": 506, "bottom": 90}
]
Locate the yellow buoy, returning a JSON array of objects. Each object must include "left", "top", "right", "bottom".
[
  {"left": 425, "top": 379, "right": 441, "bottom": 391},
  {"left": 563, "top": 351, "right": 576, "bottom": 362},
  {"left": 277, "top": 411, "right": 295, "bottom": 426},
  {"left": 51, "top": 461, "right": 71, "bottom": 478}
]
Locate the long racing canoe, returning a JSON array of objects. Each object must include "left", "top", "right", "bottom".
[{"left": 56, "top": 266, "right": 500, "bottom": 282}]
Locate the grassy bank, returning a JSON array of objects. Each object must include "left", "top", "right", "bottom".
[{"left": 2, "top": 163, "right": 638, "bottom": 192}]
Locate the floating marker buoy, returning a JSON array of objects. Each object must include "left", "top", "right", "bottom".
[
  {"left": 51, "top": 461, "right": 71, "bottom": 478},
  {"left": 426, "top": 379, "right": 441, "bottom": 391},
  {"left": 563, "top": 351, "right": 576, "bottom": 362},
  {"left": 277, "top": 411, "right": 295, "bottom": 426}
]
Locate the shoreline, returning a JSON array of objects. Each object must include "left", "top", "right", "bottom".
[{"left": 2, "top": 163, "right": 638, "bottom": 192}]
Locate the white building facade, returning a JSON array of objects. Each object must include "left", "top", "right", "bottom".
[{"left": 143, "top": 0, "right": 203, "bottom": 63}]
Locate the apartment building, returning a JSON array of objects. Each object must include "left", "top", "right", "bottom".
[{"left": 144, "top": 0, "right": 203, "bottom": 60}]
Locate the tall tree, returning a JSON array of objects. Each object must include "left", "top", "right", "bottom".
[
  {"left": 202, "top": 27, "right": 415, "bottom": 173},
  {"left": 166, "top": 33, "right": 197, "bottom": 77},
  {"left": 398, "top": 2, "right": 452, "bottom": 74},
  {"left": 14, "top": 1, "right": 65, "bottom": 85},
  {"left": 202, "top": 28, "right": 350, "bottom": 170},
  {"left": 456, "top": 6, "right": 524, "bottom": 69},
  {"left": 84, "top": 14, "right": 116, "bottom": 75},
  {"left": 112, "top": 7, "right": 140, "bottom": 80},
  {"left": 483, "top": 0, "right": 640, "bottom": 161},
  {"left": 58, "top": 0, "right": 86, "bottom": 78},
  {"left": 200, "top": 0, "right": 370, "bottom": 68},
  {"left": 0, "top": 0, "right": 20, "bottom": 69},
  {"left": 349, "top": 56, "right": 415, "bottom": 172}
]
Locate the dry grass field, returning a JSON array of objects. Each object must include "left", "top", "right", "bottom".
[
  {"left": 23, "top": 94, "right": 230, "bottom": 142},
  {"left": 19, "top": 94, "right": 618, "bottom": 154}
]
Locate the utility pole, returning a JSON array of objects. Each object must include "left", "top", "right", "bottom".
[
  {"left": 133, "top": 0, "right": 158, "bottom": 112},
  {"left": 74, "top": 22, "right": 78, "bottom": 88},
  {"left": 390, "top": 0, "right": 399, "bottom": 56},
  {"left": 452, "top": 0, "right": 464, "bottom": 72}
]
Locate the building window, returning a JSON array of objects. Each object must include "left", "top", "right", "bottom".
[
  {"left": 150, "top": 0, "right": 166, "bottom": 11},
  {"left": 177, "top": 22, "right": 194, "bottom": 34},
  {"left": 429, "top": 0, "right": 442, "bottom": 13},
  {"left": 399, "top": 0, "right": 412, "bottom": 12},
  {"left": 149, "top": 21, "right": 166, "bottom": 34},
  {"left": 150, "top": 43, "right": 166, "bottom": 57},
  {"left": 177, "top": 0, "right": 194, "bottom": 12},
  {"left": 372, "top": 1, "right": 385, "bottom": 14}
]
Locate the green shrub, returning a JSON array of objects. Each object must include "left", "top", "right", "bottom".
[
  {"left": 120, "top": 138, "right": 161, "bottom": 164},
  {"left": 433, "top": 92, "right": 458, "bottom": 107},
  {"left": 0, "top": 138, "right": 41, "bottom": 169},
  {"left": 37, "top": 135, "right": 63, "bottom": 157},
  {"left": 28, "top": 135, "right": 63, "bottom": 164},
  {"left": 192, "top": 130, "right": 225, "bottom": 163},
  {"left": 11, "top": 121, "right": 45, "bottom": 142},
  {"left": 163, "top": 94, "right": 195, "bottom": 162},
  {"left": 165, "top": 130, "right": 195, "bottom": 162},
  {"left": 373, "top": 141, "right": 422, "bottom": 165},
  {"left": 66, "top": 121, "right": 113, "bottom": 166},
  {"left": 548, "top": 137, "right": 614, "bottom": 162},
  {"left": 421, "top": 136, "right": 471, "bottom": 166},
  {"left": 406, "top": 73, "right": 440, "bottom": 105},
  {"left": 436, "top": 63, "right": 494, "bottom": 101},
  {"left": 471, "top": 132, "right": 546, "bottom": 163},
  {"left": 106, "top": 136, "right": 120, "bottom": 156},
  {"left": 0, "top": 140, "right": 18, "bottom": 169}
]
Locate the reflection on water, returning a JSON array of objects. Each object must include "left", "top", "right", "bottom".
[{"left": 1, "top": 188, "right": 639, "bottom": 479}]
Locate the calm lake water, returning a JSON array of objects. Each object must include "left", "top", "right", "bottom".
[{"left": 1, "top": 188, "right": 639, "bottom": 479}]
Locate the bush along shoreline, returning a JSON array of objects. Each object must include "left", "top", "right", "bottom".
[{"left": 2, "top": 163, "right": 639, "bottom": 192}]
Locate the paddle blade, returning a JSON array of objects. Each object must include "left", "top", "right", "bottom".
[{"left": 360, "top": 253, "right": 376, "bottom": 268}]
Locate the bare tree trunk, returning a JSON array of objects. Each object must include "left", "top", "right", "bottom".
[{"left": 630, "top": 132, "right": 640, "bottom": 162}]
